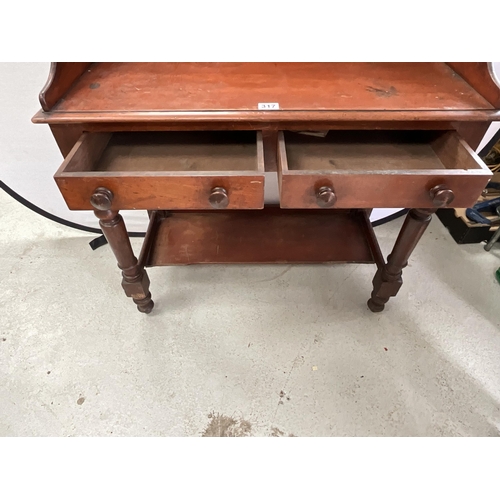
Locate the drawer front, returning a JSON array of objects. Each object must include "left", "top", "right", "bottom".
[
  {"left": 55, "top": 131, "right": 265, "bottom": 210},
  {"left": 277, "top": 130, "right": 492, "bottom": 209}
]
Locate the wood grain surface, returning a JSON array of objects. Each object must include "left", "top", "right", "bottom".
[
  {"left": 277, "top": 131, "right": 491, "bottom": 209},
  {"left": 146, "top": 208, "right": 376, "bottom": 265},
  {"left": 53, "top": 63, "right": 492, "bottom": 113},
  {"left": 54, "top": 131, "right": 265, "bottom": 210},
  {"left": 447, "top": 63, "right": 500, "bottom": 108}
]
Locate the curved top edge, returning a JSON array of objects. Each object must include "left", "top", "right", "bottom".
[
  {"left": 447, "top": 62, "right": 500, "bottom": 109},
  {"left": 38, "top": 63, "right": 92, "bottom": 111},
  {"left": 38, "top": 62, "right": 58, "bottom": 111},
  {"left": 488, "top": 62, "right": 500, "bottom": 92}
]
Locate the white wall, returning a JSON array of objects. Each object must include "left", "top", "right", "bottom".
[
  {"left": 0, "top": 63, "right": 146, "bottom": 230},
  {"left": 477, "top": 62, "right": 500, "bottom": 152}
]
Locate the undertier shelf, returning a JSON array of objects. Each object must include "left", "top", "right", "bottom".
[{"left": 139, "top": 208, "right": 385, "bottom": 267}]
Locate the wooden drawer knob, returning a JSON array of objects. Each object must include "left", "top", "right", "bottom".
[
  {"left": 316, "top": 186, "right": 336, "bottom": 208},
  {"left": 90, "top": 187, "right": 114, "bottom": 210},
  {"left": 429, "top": 185, "right": 455, "bottom": 208},
  {"left": 209, "top": 187, "right": 229, "bottom": 209}
]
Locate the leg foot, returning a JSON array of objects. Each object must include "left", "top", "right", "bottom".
[
  {"left": 368, "top": 266, "right": 402, "bottom": 312},
  {"left": 367, "top": 297, "right": 385, "bottom": 313},
  {"left": 135, "top": 293, "right": 154, "bottom": 314},
  {"left": 121, "top": 266, "right": 153, "bottom": 313}
]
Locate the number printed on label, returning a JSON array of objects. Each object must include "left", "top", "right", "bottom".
[{"left": 258, "top": 102, "right": 280, "bottom": 110}]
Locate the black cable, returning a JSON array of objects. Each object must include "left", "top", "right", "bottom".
[
  {"left": 1, "top": 179, "right": 406, "bottom": 249},
  {"left": 372, "top": 209, "right": 408, "bottom": 226},
  {"left": 1, "top": 179, "right": 103, "bottom": 234},
  {"left": 0, "top": 180, "right": 146, "bottom": 250}
]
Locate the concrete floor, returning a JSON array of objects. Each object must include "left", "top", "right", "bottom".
[{"left": 1, "top": 189, "right": 500, "bottom": 436}]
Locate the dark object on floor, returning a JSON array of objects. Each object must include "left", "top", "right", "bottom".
[
  {"left": 465, "top": 196, "right": 500, "bottom": 225},
  {"left": 437, "top": 208, "right": 495, "bottom": 244},
  {"left": 484, "top": 207, "right": 500, "bottom": 251},
  {"left": 484, "top": 141, "right": 500, "bottom": 171},
  {"left": 439, "top": 140, "right": 500, "bottom": 244}
]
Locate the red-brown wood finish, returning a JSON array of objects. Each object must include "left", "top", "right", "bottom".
[
  {"left": 53, "top": 63, "right": 492, "bottom": 112},
  {"left": 32, "top": 109, "right": 500, "bottom": 125},
  {"left": 451, "top": 122, "right": 492, "bottom": 150},
  {"left": 49, "top": 124, "right": 85, "bottom": 157},
  {"left": 277, "top": 131, "right": 491, "bottom": 209},
  {"left": 39, "top": 62, "right": 92, "bottom": 111},
  {"left": 145, "top": 208, "right": 377, "bottom": 266},
  {"left": 32, "top": 63, "right": 500, "bottom": 125},
  {"left": 32, "top": 62, "right": 500, "bottom": 313},
  {"left": 54, "top": 131, "right": 265, "bottom": 210},
  {"left": 447, "top": 63, "right": 500, "bottom": 108}
]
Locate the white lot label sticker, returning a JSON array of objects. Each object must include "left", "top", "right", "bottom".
[{"left": 258, "top": 102, "right": 280, "bottom": 110}]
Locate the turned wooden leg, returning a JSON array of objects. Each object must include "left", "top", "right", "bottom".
[
  {"left": 367, "top": 208, "right": 434, "bottom": 312},
  {"left": 90, "top": 187, "right": 154, "bottom": 314},
  {"left": 367, "top": 185, "right": 455, "bottom": 312}
]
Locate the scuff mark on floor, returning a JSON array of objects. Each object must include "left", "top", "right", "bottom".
[
  {"left": 270, "top": 426, "right": 285, "bottom": 437},
  {"left": 202, "top": 413, "right": 252, "bottom": 437},
  {"left": 251, "top": 266, "right": 293, "bottom": 283},
  {"left": 270, "top": 427, "right": 296, "bottom": 437}
]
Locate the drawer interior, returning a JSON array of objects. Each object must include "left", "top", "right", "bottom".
[
  {"left": 66, "top": 131, "right": 262, "bottom": 173},
  {"left": 282, "top": 130, "right": 483, "bottom": 172}
]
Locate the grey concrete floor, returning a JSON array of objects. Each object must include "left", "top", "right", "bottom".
[{"left": 1, "top": 189, "right": 500, "bottom": 436}]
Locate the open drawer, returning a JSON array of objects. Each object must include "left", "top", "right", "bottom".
[
  {"left": 55, "top": 131, "right": 265, "bottom": 210},
  {"left": 277, "top": 130, "right": 492, "bottom": 209}
]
